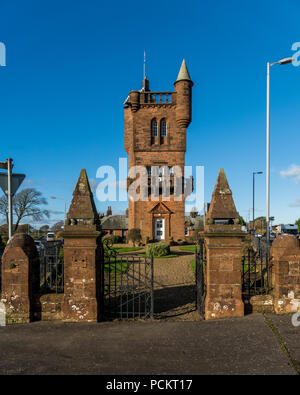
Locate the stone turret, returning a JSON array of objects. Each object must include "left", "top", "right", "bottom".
[{"left": 174, "top": 59, "right": 193, "bottom": 129}]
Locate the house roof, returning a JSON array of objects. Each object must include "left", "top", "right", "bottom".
[
  {"left": 185, "top": 215, "right": 203, "bottom": 228},
  {"left": 101, "top": 215, "right": 128, "bottom": 230}
]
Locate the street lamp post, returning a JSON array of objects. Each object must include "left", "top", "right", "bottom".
[
  {"left": 49, "top": 196, "right": 67, "bottom": 219},
  {"left": 0, "top": 158, "right": 13, "bottom": 239},
  {"left": 266, "top": 57, "right": 294, "bottom": 244},
  {"left": 252, "top": 171, "right": 263, "bottom": 233}
]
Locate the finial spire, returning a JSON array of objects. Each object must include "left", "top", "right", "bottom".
[
  {"left": 176, "top": 59, "right": 192, "bottom": 82},
  {"left": 144, "top": 50, "right": 146, "bottom": 80},
  {"left": 142, "top": 50, "right": 150, "bottom": 91}
]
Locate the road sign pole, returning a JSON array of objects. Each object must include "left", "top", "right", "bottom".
[{"left": 7, "top": 158, "right": 13, "bottom": 239}]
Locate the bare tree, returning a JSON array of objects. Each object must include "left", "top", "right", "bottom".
[
  {"left": 51, "top": 221, "right": 64, "bottom": 232},
  {"left": 39, "top": 225, "right": 50, "bottom": 233},
  {"left": 0, "top": 188, "right": 50, "bottom": 232}
]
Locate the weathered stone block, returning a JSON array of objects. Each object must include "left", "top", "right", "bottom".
[
  {"left": 271, "top": 235, "right": 300, "bottom": 315},
  {"left": 1, "top": 234, "right": 40, "bottom": 324}
]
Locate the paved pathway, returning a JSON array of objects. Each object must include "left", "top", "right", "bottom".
[{"left": 152, "top": 247, "right": 201, "bottom": 320}]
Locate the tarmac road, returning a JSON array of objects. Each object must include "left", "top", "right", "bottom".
[{"left": 0, "top": 313, "right": 298, "bottom": 375}]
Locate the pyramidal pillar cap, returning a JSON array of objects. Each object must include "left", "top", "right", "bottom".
[
  {"left": 206, "top": 168, "right": 240, "bottom": 226},
  {"left": 63, "top": 168, "right": 100, "bottom": 232}
]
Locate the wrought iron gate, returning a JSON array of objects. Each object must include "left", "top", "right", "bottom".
[
  {"left": 242, "top": 243, "right": 272, "bottom": 301},
  {"left": 102, "top": 250, "right": 154, "bottom": 320},
  {"left": 195, "top": 240, "right": 205, "bottom": 317},
  {"left": 39, "top": 243, "right": 64, "bottom": 294}
]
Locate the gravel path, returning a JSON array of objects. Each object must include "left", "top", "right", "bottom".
[{"left": 153, "top": 247, "right": 202, "bottom": 321}]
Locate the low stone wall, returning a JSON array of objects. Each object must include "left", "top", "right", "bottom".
[
  {"left": 272, "top": 235, "right": 300, "bottom": 314},
  {"left": 40, "top": 294, "right": 63, "bottom": 321},
  {"left": 248, "top": 295, "right": 274, "bottom": 314}
]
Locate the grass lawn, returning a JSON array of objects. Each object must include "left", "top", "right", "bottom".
[
  {"left": 190, "top": 259, "right": 195, "bottom": 272},
  {"left": 179, "top": 245, "right": 197, "bottom": 252},
  {"left": 104, "top": 258, "right": 134, "bottom": 275}
]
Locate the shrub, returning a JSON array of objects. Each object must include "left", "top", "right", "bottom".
[
  {"left": 127, "top": 228, "right": 142, "bottom": 246},
  {"left": 145, "top": 242, "right": 170, "bottom": 257},
  {"left": 58, "top": 247, "right": 64, "bottom": 263},
  {"left": 102, "top": 233, "right": 123, "bottom": 246}
]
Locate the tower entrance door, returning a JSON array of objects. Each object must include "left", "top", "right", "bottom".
[{"left": 154, "top": 218, "right": 165, "bottom": 240}]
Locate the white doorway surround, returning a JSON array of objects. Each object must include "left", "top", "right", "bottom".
[{"left": 154, "top": 218, "right": 165, "bottom": 240}]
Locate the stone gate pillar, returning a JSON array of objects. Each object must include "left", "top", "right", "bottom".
[
  {"left": 271, "top": 235, "right": 300, "bottom": 314},
  {"left": 204, "top": 169, "right": 245, "bottom": 320},
  {"left": 62, "top": 169, "right": 102, "bottom": 322},
  {"left": 1, "top": 233, "right": 40, "bottom": 324}
]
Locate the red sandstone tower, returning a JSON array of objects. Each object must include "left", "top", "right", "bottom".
[{"left": 124, "top": 60, "right": 193, "bottom": 242}]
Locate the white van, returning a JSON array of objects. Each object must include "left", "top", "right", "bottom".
[
  {"left": 46, "top": 232, "right": 55, "bottom": 242},
  {"left": 278, "top": 224, "right": 299, "bottom": 237}
]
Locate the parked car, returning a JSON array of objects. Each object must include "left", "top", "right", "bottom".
[{"left": 34, "top": 240, "right": 43, "bottom": 252}]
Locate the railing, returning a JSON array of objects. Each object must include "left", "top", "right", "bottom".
[
  {"left": 140, "top": 91, "right": 174, "bottom": 105},
  {"left": 195, "top": 239, "right": 206, "bottom": 317},
  {"left": 242, "top": 246, "right": 272, "bottom": 301},
  {"left": 39, "top": 243, "right": 64, "bottom": 294}
]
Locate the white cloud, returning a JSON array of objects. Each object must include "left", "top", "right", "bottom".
[
  {"left": 280, "top": 165, "right": 300, "bottom": 184},
  {"left": 23, "top": 179, "right": 36, "bottom": 186},
  {"left": 289, "top": 198, "right": 300, "bottom": 208}
]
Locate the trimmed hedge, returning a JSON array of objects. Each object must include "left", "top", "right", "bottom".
[{"left": 145, "top": 242, "right": 170, "bottom": 257}]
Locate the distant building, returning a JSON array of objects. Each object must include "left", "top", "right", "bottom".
[
  {"left": 184, "top": 215, "right": 204, "bottom": 238},
  {"left": 101, "top": 215, "right": 128, "bottom": 241}
]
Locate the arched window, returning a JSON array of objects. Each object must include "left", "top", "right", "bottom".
[
  {"left": 160, "top": 119, "right": 167, "bottom": 137},
  {"left": 151, "top": 119, "right": 158, "bottom": 137}
]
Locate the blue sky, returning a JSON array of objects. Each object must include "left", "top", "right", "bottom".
[{"left": 0, "top": 0, "right": 299, "bottom": 227}]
